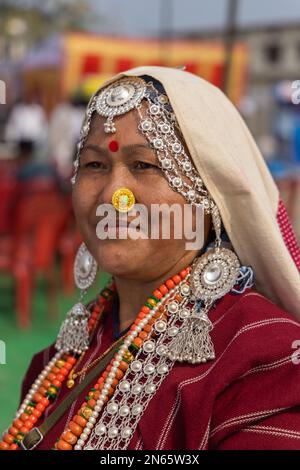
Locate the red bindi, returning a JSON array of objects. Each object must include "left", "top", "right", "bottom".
[{"left": 108, "top": 140, "right": 119, "bottom": 152}]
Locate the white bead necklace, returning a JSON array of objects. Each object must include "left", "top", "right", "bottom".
[{"left": 75, "top": 278, "right": 189, "bottom": 450}]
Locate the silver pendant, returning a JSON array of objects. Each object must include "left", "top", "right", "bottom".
[
  {"left": 55, "top": 243, "right": 97, "bottom": 354},
  {"left": 55, "top": 303, "right": 90, "bottom": 354},
  {"left": 166, "top": 312, "right": 215, "bottom": 364},
  {"left": 166, "top": 247, "right": 240, "bottom": 364},
  {"left": 190, "top": 247, "right": 240, "bottom": 302},
  {"left": 74, "top": 243, "right": 97, "bottom": 291}
]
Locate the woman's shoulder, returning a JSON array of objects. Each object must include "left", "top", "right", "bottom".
[
  {"left": 20, "top": 343, "right": 56, "bottom": 404},
  {"left": 208, "top": 290, "right": 300, "bottom": 449},
  {"left": 211, "top": 287, "right": 300, "bottom": 371},
  {"left": 19, "top": 295, "right": 109, "bottom": 404},
  {"left": 215, "top": 287, "right": 300, "bottom": 326},
  {"left": 230, "top": 288, "right": 299, "bottom": 326}
]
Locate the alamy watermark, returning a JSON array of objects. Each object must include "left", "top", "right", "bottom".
[
  {"left": 96, "top": 203, "right": 205, "bottom": 250},
  {"left": 291, "top": 340, "right": 300, "bottom": 365}
]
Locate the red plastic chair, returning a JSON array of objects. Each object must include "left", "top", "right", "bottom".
[
  {"left": 0, "top": 180, "right": 70, "bottom": 328},
  {"left": 0, "top": 159, "right": 18, "bottom": 235}
]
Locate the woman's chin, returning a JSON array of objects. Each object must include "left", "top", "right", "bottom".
[{"left": 94, "top": 244, "right": 140, "bottom": 276}]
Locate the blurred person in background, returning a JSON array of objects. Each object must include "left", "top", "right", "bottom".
[
  {"left": 15, "top": 139, "right": 58, "bottom": 186},
  {"left": 5, "top": 95, "right": 48, "bottom": 157},
  {"left": 1, "top": 66, "right": 300, "bottom": 451},
  {"left": 48, "top": 96, "right": 86, "bottom": 182}
]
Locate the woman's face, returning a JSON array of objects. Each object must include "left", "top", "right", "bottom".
[{"left": 72, "top": 106, "right": 211, "bottom": 282}]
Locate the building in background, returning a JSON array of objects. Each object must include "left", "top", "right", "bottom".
[{"left": 181, "top": 22, "right": 300, "bottom": 140}]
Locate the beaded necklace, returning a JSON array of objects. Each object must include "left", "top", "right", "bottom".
[
  {"left": 55, "top": 268, "right": 190, "bottom": 450},
  {"left": 0, "top": 268, "right": 190, "bottom": 451}
]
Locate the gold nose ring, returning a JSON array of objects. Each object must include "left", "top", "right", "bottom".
[{"left": 112, "top": 187, "right": 135, "bottom": 213}]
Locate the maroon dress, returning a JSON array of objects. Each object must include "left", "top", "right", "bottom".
[{"left": 19, "top": 287, "right": 300, "bottom": 450}]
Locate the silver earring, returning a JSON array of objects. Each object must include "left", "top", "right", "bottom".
[
  {"left": 55, "top": 243, "right": 98, "bottom": 354},
  {"left": 167, "top": 205, "right": 240, "bottom": 364}
]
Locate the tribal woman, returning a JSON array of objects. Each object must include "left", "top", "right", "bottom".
[{"left": 1, "top": 66, "right": 300, "bottom": 451}]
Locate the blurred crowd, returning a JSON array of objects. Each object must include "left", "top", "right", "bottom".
[
  {"left": 0, "top": 96, "right": 86, "bottom": 328},
  {"left": 2, "top": 94, "right": 86, "bottom": 180}
]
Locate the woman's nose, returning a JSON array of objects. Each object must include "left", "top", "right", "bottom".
[{"left": 97, "top": 166, "right": 137, "bottom": 206}]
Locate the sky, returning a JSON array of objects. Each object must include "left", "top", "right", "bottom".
[{"left": 90, "top": 0, "right": 300, "bottom": 37}]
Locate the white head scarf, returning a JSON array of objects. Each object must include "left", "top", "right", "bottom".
[{"left": 89, "top": 66, "right": 300, "bottom": 320}]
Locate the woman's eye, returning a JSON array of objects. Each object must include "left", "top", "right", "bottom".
[
  {"left": 84, "top": 161, "right": 105, "bottom": 169},
  {"left": 134, "top": 161, "right": 158, "bottom": 170}
]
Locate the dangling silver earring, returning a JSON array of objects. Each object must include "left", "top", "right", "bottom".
[
  {"left": 167, "top": 205, "right": 240, "bottom": 364},
  {"left": 55, "top": 243, "right": 98, "bottom": 355}
]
